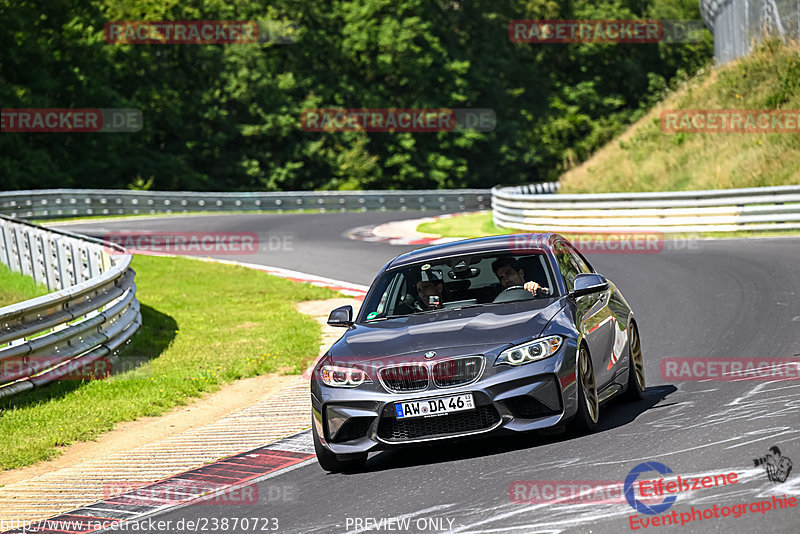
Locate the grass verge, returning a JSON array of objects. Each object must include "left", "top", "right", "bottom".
[
  {"left": 0, "top": 264, "right": 49, "bottom": 308},
  {"left": 0, "top": 254, "right": 337, "bottom": 471},
  {"left": 417, "top": 212, "right": 513, "bottom": 238},
  {"left": 418, "top": 211, "right": 800, "bottom": 239},
  {"left": 559, "top": 39, "right": 800, "bottom": 193}
]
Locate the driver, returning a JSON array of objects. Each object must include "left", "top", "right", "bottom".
[{"left": 491, "top": 257, "right": 543, "bottom": 296}]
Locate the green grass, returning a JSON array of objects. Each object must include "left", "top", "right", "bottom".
[
  {"left": 418, "top": 211, "right": 800, "bottom": 239},
  {"left": 0, "top": 255, "right": 337, "bottom": 471},
  {"left": 0, "top": 264, "right": 50, "bottom": 307},
  {"left": 417, "top": 212, "right": 513, "bottom": 238},
  {"left": 560, "top": 39, "right": 800, "bottom": 193}
]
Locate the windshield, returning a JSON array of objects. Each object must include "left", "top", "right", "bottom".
[{"left": 359, "top": 252, "right": 557, "bottom": 322}]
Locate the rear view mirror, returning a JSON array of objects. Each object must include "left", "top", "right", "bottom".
[
  {"left": 327, "top": 305, "right": 353, "bottom": 327},
  {"left": 570, "top": 273, "right": 609, "bottom": 298},
  {"left": 448, "top": 267, "right": 480, "bottom": 279}
]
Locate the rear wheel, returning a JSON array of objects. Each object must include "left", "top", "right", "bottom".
[
  {"left": 312, "top": 420, "right": 367, "bottom": 473},
  {"left": 570, "top": 346, "right": 599, "bottom": 433},
  {"left": 623, "top": 322, "right": 645, "bottom": 401}
]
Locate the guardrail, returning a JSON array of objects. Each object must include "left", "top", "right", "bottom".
[
  {"left": 492, "top": 184, "right": 800, "bottom": 233},
  {"left": 0, "top": 189, "right": 493, "bottom": 219},
  {"left": 0, "top": 215, "right": 140, "bottom": 399}
]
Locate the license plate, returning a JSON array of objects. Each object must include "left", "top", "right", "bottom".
[{"left": 394, "top": 393, "right": 475, "bottom": 419}]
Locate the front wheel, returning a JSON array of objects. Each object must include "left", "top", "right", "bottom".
[
  {"left": 570, "top": 346, "right": 599, "bottom": 433},
  {"left": 623, "top": 322, "right": 645, "bottom": 401},
  {"left": 312, "top": 420, "right": 367, "bottom": 473}
]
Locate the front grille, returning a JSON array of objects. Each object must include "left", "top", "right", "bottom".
[
  {"left": 379, "top": 365, "right": 429, "bottom": 392},
  {"left": 377, "top": 405, "right": 501, "bottom": 442},
  {"left": 431, "top": 356, "right": 483, "bottom": 387},
  {"left": 331, "top": 417, "right": 374, "bottom": 443}
]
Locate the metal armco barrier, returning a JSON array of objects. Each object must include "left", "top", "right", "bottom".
[
  {"left": 0, "top": 189, "right": 493, "bottom": 219},
  {"left": 0, "top": 215, "right": 140, "bottom": 398},
  {"left": 492, "top": 184, "right": 800, "bottom": 233}
]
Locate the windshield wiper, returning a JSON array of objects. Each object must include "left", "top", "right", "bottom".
[
  {"left": 364, "top": 314, "right": 410, "bottom": 322},
  {"left": 443, "top": 303, "right": 488, "bottom": 311}
]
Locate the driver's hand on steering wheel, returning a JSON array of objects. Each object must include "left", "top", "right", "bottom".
[{"left": 523, "top": 281, "right": 541, "bottom": 295}]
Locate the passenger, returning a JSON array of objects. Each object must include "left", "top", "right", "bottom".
[
  {"left": 415, "top": 269, "right": 445, "bottom": 310},
  {"left": 491, "top": 257, "right": 543, "bottom": 296}
]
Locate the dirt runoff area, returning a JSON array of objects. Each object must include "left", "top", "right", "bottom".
[{"left": 0, "top": 297, "right": 361, "bottom": 488}]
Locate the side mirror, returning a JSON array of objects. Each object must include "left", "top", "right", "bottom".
[
  {"left": 570, "top": 273, "right": 609, "bottom": 298},
  {"left": 327, "top": 305, "right": 353, "bottom": 327}
]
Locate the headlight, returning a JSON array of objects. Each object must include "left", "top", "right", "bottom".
[
  {"left": 496, "top": 335, "right": 563, "bottom": 366},
  {"left": 319, "top": 365, "right": 372, "bottom": 387}
]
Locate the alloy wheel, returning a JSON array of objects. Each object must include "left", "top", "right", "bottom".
[
  {"left": 579, "top": 347, "right": 599, "bottom": 423},
  {"left": 630, "top": 324, "right": 645, "bottom": 391}
]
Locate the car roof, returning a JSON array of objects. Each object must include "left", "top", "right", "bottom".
[{"left": 387, "top": 233, "right": 560, "bottom": 270}]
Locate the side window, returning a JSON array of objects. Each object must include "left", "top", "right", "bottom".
[
  {"left": 384, "top": 272, "right": 407, "bottom": 316},
  {"left": 375, "top": 272, "right": 403, "bottom": 315},
  {"left": 564, "top": 243, "right": 593, "bottom": 274},
  {"left": 554, "top": 242, "right": 586, "bottom": 292}
]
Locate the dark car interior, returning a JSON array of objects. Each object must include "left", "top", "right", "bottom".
[{"left": 368, "top": 254, "right": 557, "bottom": 318}]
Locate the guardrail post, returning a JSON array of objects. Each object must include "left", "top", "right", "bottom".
[
  {"left": 56, "top": 238, "right": 71, "bottom": 290},
  {"left": 0, "top": 220, "right": 11, "bottom": 268},
  {"left": 42, "top": 236, "right": 58, "bottom": 290}
]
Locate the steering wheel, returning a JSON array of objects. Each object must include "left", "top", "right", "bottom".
[
  {"left": 493, "top": 285, "right": 536, "bottom": 303},
  {"left": 500, "top": 285, "right": 526, "bottom": 293}
]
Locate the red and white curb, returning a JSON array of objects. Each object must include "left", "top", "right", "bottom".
[
  {"left": 1, "top": 433, "right": 315, "bottom": 534},
  {"left": 346, "top": 212, "right": 478, "bottom": 246}
]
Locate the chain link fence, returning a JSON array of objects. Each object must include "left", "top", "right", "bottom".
[{"left": 700, "top": 0, "right": 800, "bottom": 63}]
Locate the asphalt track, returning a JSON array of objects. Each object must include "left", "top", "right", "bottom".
[{"left": 56, "top": 213, "right": 800, "bottom": 534}]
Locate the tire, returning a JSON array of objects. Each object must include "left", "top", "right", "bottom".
[
  {"left": 570, "top": 345, "right": 599, "bottom": 433},
  {"left": 622, "top": 321, "right": 645, "bottom": 401},
  {"left": 312, "top": 420, "right": 367, "bottom": 473}
]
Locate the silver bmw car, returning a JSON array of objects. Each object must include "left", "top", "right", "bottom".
[{"left": 311, "top": 233, "right": 645, "bottom": 472}]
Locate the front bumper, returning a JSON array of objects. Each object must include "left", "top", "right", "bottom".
[{"left": 312, "top": 343, "right": 578, "bottom": 455}]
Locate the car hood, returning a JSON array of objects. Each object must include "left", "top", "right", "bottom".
[{"left": 328, "top": 299, "right": 565, "bottom": 364}]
